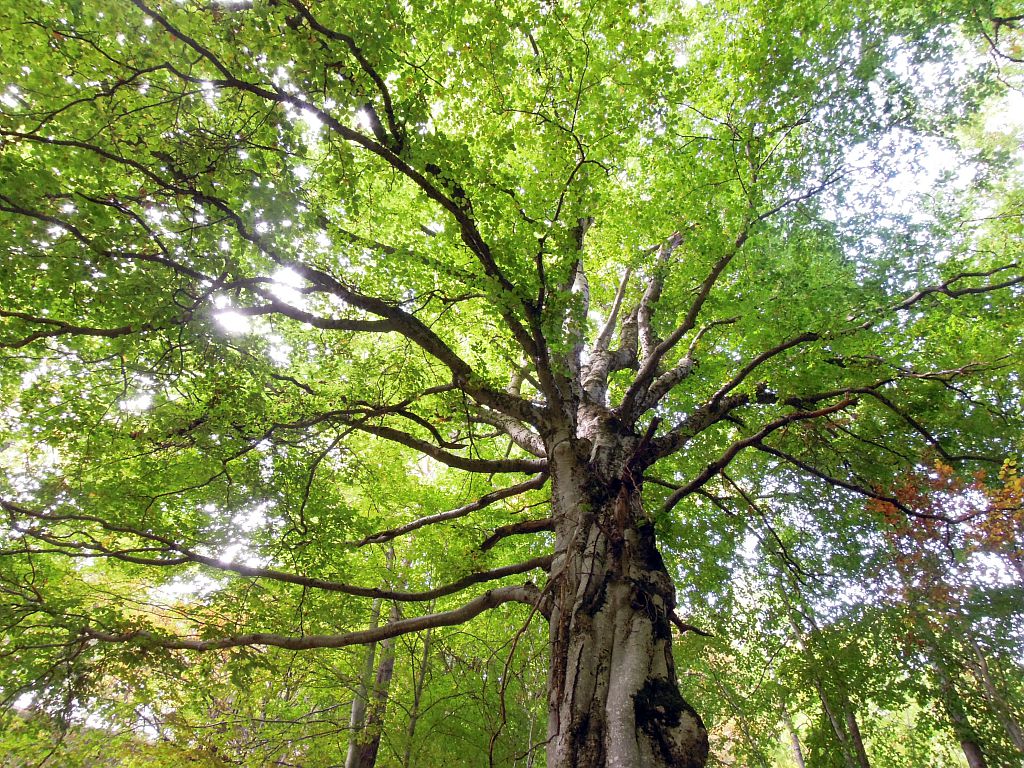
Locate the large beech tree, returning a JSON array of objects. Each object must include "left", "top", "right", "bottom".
[{"left": 0, "top": 1, "right": 1021, "bottom": 766}]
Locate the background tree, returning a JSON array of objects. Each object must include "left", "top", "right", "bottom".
[{"left": 1, "top": 0, "right": 1022, "bottom": 766}]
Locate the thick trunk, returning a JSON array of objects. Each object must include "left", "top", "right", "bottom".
[{"left": 545, "top": 442, "right": 708, "bottom": 768}]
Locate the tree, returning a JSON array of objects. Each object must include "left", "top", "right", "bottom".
[
  {"left": 869, "top": 460, "right": 1024, "bottom": 767},
  {"left": 0, "top": 1, "right": 1021, "bottom": 766}
]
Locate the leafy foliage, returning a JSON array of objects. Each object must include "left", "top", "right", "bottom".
[{"left": 0, "top": 0, "right": 1022, "bottom": 765}]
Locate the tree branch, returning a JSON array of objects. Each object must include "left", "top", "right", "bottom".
[
  {"left": 618, "top": 227, "right": 750, "bottom": 424},
  {"left": 480, "top": 518, "right": 555, "bottom": 552},
  {"left": 81, "top": 584, "right": 544, "bottom": 651},
  {"left": 359, "top": 473, "right": 549, "bottom": 545},
  {"left": 1, "top": 498, "right": 551, "bottom": 601},
  {"left": 660, "top": 398, "right": 856, "bottom": 513}
]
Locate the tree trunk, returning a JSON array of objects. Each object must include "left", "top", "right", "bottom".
[
  {"left": 781, "top": 702, "right": 807, "bottom": 768},
  {"left": 842, "top": 702, "right": 871, "bottom": 768},
  {"left": 346, "top": 598, "right": 383, "bottom": 768},
  {"left": 968, "top": 638, "right": 1024, "bottom": 755},
  {"left": 710, "top": 666, "right": 770, "bottom": 767},
  {"left": 791, "top": 611, "right": 870, "bottom": 768},
  {"left": 349, "top": 601, "right": 399, "bottom": 768},
  {"left": 932, "top": 649, "right": 988, "bottom": 768},
  {"left": 545, "top": 441, "right": 708, "bottom": 768},
  {"left": 813, "top": 679, "right": 861, "bottom": 768},
  {"left": 401, "top": 624, "right": 433, "bottom": 768},
  {"left": 348, "top": 550, "right": 400, "bottom": 768}
]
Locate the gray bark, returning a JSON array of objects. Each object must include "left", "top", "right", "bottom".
[
  {"left": 349, "top": 600, "right": 399, "bottom": 768},
  {"left": 544, "top": 435, "right": 708, "bottom": 768},
  {"left": 346, "top": 598, "right": 383, "bottom": 768}
]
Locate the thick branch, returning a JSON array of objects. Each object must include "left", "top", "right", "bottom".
[
  {"left": 709, "top": 331, "right": 820, "bottom": 407},
  {"left": 131, "top": 0, "right": 542, "bottom": 368},
  {"left": 892, "top": 263, "right": 1023, "bottom": 312},
  {"left": 284, "top": 0, "right": 404, "bottom": 151},
  {"left": 470, "top": 408, "right": 546, "bottom": 457},
  {"left": 618, "top": 227, "right": 750, "bottom": 423},
  {"left": 3, "top": 128, "right": 542, "bottom": 425},
  {"left": 0, "top": 309, "right": 157, "bottom": 349},
  {"left": 349, "top": 420, "right": 546, "bottom": 474},
  {"left": 2, "top": 499, "right": 551, "bottom": 600},
  {"left": 82, "top": 584, "right": 543, "bottom": 651},
  {"left": 651, "top": 393, "right": 751, "bottom": 460}
]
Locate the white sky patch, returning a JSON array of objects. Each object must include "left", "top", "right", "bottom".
[
  {"left": 266, "top": 334, "right": 293, "bottom": 366},
  {"left": 986, "top": 89, "right": 1024, "bottom": 135},
  {"left": 232, "top": 500, "right": 274, "bottom": 532},
  {"left": 1, "top": 85, "right": 22, "bottom": 108},
  {"left": 412, "top": 454, "right": 441, "bottom": 481},
  {"left": 217, "top": 541, "right": 270, "bottom": 567},
  {"left": 299, "top": 108, "right": 322, "bottom": 145},
  {"left": 119, "top": 392, "right": 153, "bottom": 413},
  {"left": 354, "top": 107, "right": 375, "bottom": 132},
  {"left": 200, "top": 80, "right": 218, "bottom": 110},
  {"left": 215, "top": 310, "right": 252, "bottom": 335},
  {"left": 834, "top": 129, "right": 973, "bottom": 235},
  {"left": 272, "top": 266, "right": 304, "bottom": 287},
  {"left": 269, "top": 274, "right": 306, "bottom": 307},
  {"left": 149, "top": 573, "right": 224, "bottom": 605}
]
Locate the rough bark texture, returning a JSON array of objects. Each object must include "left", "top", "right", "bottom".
[{"left": 544, "top": 434, "right": 709, "bottom": 768}]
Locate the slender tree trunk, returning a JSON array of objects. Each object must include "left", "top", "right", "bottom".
[
  {"left": 346, "top": 598, "right": 383, "bottom": 768},
  {"left": 968, "top": 638, "right": 1024, "bottom": 755},
  {"left": 348, "top": 551, "right": 400, "bottom": 768},
  {"left": 709, "top": 667, "right": 770, "bottom": 768},
  {"left": 401, "top": 624, "right": 433, "bottom": 768},
  {"left": 350, "top": 600, "right": 399, "bottom": 768},
  {"left": 781, "top": 702, "right": 807, "bottom": 768},
  {"left": 544, "top": 440, "right": 708, "bottom": 768},
  {"left": 842, "top": 701, "right": 871, "bottom": 768},
  {"left": 791, "top": 613, "right": 870, "bottom": 768},
  {"left": 932, "top": 649, "right": 988, "bottom": 768},
  {"left": 813, "top": 679, "right": 860, "bottom": 768}
]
